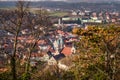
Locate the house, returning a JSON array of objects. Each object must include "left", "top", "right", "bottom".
[
  {"left": 61, "top": 45, "right": 76, "bottom": 56},
  {"left": 72, "top": 11, "right": 77, "bottom": 16},
  {"left": 79, "top": 12, "right": 85, "bottom": 16},
  {"left": 61, "top": 47, "right": 72, "bottom": 56},
  {"left": 0, "top": 68, "right": 8, "bottom": 72}
]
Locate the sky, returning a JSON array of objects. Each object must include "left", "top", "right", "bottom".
[
  {"left": 0, "top": 0, "right": 68, "bottom": 1},
  {"left": 0, "top": 0, "right": 120, "bottom": 2}
]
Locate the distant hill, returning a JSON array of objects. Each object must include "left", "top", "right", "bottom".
[
  {"left": 0, "top": 1, "right": 16, "bottom": 8},
  {"left": 0, "top": 1, "right": 120, "bottom": 11},
  {"left": 66, "top": 0, "right": 120, "bottom": 3}
]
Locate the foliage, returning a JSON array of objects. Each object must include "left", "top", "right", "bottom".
[
  {"left": 72, "top": 27, "right": 79, "bottom": 34},
  {"left": 0, "top": 1, "right": 51, "bottom": 80},
  {"left": 0, "top": 71, "right": 12, "bottom": 80},
  {"left": 62, "top": 71, "right": 75, "bottom": 80},
  {"left": 72, "top": 25, "right": 120, "bottom": 80},
  {"left": 20, "top": 73, "right": 31, "bottom": 80}
]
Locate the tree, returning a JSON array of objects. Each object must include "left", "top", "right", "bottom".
[
  {"left": 0, "top": 2, "right": 30, "bottom": 80},
  {"left": 23, "top": 9, "right": 51, "bottom": 80},
  {"left": 72, "top": 25, "right": 120, "bottom": 80},
  {"left": 0, "top": 1, "right": 51, "bottom": 80}
]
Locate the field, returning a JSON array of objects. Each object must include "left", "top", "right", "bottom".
[{"left": 49, "top": 11, "right": 69, "bottom": 17}]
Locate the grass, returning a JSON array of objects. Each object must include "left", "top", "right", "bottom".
[{"left": 49, "top": 11, "right": 68, "bottom": 17}]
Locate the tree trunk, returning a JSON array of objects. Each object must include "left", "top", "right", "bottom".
[
  {"left": 10, "top": 21, "right": 21, "bottom": 80},
  {"left": 11, "top": 57, "right": 17, "bottom": 80},
  {"left": 25, "top": 41, "right": 37, "bottom": 74},
  {"left": 25, "top": 51, "right": 31, "bottom": 74}
]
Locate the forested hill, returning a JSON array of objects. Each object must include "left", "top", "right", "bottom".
[{"left": 0, "top": 1, "right": 120, "bottom": 11}]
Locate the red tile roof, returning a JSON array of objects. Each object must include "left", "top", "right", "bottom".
[
  {"left": 3, "top": 44, "right": 9, "bottom": 48},
  {"left": 37, "top": 40, "right": 46, "bottom": 44},
  {"left": 0, "top": 68, "right": 8, "bottom": 72},
  {"left": 61, "top": 47, "right": 72, "bottom": 56}
]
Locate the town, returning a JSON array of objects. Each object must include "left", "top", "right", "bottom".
[{"left": 0, "top": 1, "right": 120, "bottom": 80}]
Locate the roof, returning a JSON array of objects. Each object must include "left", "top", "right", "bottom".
[
  {"left": 54, "top": 53, "right": 65, "bottom": 61},
  {"left": 61, "top": 47, "right": 72, "bottom": 56},
  {"left": 37, "top": 40, "right": 46, "bottom": 45}
]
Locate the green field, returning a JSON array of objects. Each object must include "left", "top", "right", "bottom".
[{"left": 49, "top": 11, "right": 68, "bottom": 17}]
